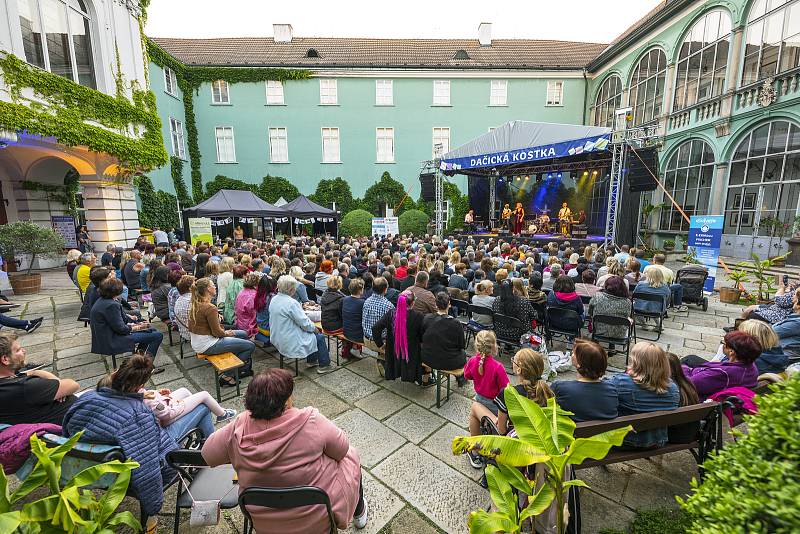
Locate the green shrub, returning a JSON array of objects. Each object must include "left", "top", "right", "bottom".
[
  {"left": 399, "top": 209, "right": 429, "bottom": 236},
  {"left": 310, "top": 177, "right": 354, "bottom": 214},
  {"left": 258, "top": 175, "right": 299, "bottom": 204},
  {"left": 340, "top": 209, "right": 374, "bottom": 237},
  {"left": 363, "top": 171, "right": 414, "bottom": 215},
  {"left": 679, "top": 377, "right": 800, "bottom": 533}
]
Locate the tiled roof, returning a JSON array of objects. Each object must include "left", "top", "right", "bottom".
[{"left": 150, "top": 37, "right": 608, "bottom": 69}]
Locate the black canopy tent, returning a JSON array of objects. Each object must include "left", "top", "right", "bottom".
[
  {"left": 183, "top": 189, "right": 286, "bottom": 241},
  {"left": 282, "top": 195, "right": 339, "bottom": 237}
]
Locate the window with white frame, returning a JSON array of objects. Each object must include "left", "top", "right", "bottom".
[
  {"left": 164, "top": 66, "right": 177, "bottom": 96},
  {"left": 376, "top": 128, "right": 395, "bottom": 162},
  {"left": 546, "top": 81, "right": 564, "bottom": 106},
  {"left": 375, "top": 80, "right": 393, "bottom": 105},
  {"left": 433, "top": 80, "right": 450, "bottom": 105},
  {"left": 268, "top": 128, "right": 289, "bottom": 163},
  {"left": 742, "top": 0, "right": 800, "bottom": 85},
  {"left": 660, "top": 139, "right": 715, "bottom": 231},
  {"left": 591, "top": 75, "right": 623, "bottom": 127},
  {"left": 628, "top": 48, "right": 667, "bottom": 126},
  {"left": 211, "top": 80, "right": 230, "bottom": 104},
  {"left": 214, "top": 127, "right": 236, "bottom": 163},
  {"left": 17, "top": 0, "right": 96, "bottom": 88},
  {"left": 322, "top": 127, "right": 340, "bottom": 162},
  {"left": 320, "top": 79, "right": 338, "bottom": 105},
  {"left": 266, "top": 80, "right": 284, "bottom": 105},
  {"left": 169, "top": 118, "right": 185, "bottom": 159},
  {"left": 432, "top": 127, "right": 450, "bottom": 157},
  {"left": 490, "top": 80, "right": 507, "bottom": 106}
]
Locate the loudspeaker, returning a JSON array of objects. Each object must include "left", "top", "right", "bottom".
[
  {"left": 420, "top": 173, "right": 436, "bottom": 201},
  {"left": 627, "top": 148, "right": 658, "bottom": 192}
]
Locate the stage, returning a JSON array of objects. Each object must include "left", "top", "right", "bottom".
[{"left": 456, "top": 232, "right": 605, "bottom": 248}]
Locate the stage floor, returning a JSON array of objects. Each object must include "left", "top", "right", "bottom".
[{"left": 457, "top": 233, "right": 605, "bottom": 247}]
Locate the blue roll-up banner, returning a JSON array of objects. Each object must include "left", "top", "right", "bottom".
[
  {"left": 439, "top": 134, "right": 611, "bottom": 172},
  {"left": 687, "top": 215, "right": 724, "bottom": 293}
]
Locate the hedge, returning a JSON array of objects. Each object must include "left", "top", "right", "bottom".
[
  {"left": 341, "top": 209, "right": 374, "bottom": 237},
  {"left": 399, "top": 209, "right": 430, "bottom": 235}
]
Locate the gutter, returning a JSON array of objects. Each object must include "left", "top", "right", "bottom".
[{"left": 582, "top": 69, "right": 589, "bottom": 125}]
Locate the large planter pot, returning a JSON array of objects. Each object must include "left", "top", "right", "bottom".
[
  {"left": 9, "top": 273, "right": 42, "bottom": 295},
  {"left": 719, "top": 287, "right": 741, "bottom": 304},
  {"left": 787, "top": 237, "right": 800, "bottom": 267}
]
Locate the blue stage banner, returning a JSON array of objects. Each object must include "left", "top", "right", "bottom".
[
  {"left": 687, "top": 215, "right": 724, "bottom": 293},
  {"left": 439, "top": 134, "right": 611, "bottom": 172}
]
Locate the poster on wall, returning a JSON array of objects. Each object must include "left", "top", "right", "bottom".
[
  {"left": 687, "top": 215, "right": 723, "bottom": 293},
  {"left": 51, "top": 215, "right": 78, "bottom": 249},
  {"left": 188, "top": 217, "right": 213, "bottom": 246},
  {"left": 371, "top": 217, "right": 399, "bottom": 237}
]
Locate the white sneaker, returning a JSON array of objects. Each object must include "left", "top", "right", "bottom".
[
  {"left": 305, "top": 361, "right": 319, "bottom": 369},
  {"left": 317, "top": 365, "right": 334, "bottom": 374},
  {"left": 353, "top": 499, "right": 368, "bottom": 529}
]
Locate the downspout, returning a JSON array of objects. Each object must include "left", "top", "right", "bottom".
[{"left": 582, "top": 68, "right": 589, "bottom": 125}]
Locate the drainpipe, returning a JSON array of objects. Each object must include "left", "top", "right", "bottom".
[{"left": 582, "top": 69, "right": 589, "bottom": 125}]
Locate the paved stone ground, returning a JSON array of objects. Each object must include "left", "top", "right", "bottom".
[{"left": 5, "top": 267, "right": 744, "bottom": 533}]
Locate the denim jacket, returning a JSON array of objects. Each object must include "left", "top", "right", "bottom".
[{"left": 609, "top": 373, "right": 679, "bottom": 448}]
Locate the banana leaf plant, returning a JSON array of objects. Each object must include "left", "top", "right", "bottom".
[
  {"left": 0, "top": 432, "right": 141, "bottom": 533},
  {"left": 452, "top": 387, "right": 632, "bottom": 534}
]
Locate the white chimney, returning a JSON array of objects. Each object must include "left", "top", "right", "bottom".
[
  {"left": 273, "top": 24, "right": 293, "bottom": 44},
  {"left": 478, "top": 23, "right": 492, "bottom": 47}
]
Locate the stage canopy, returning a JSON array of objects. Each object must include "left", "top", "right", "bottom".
[
  {"left": 440, "top": 121, "right": 611, "bottom": 175},
  {"left": 282, "top": 195, "right": 339, "bottom": 219},
  {"left": 184, "top": 189, "right": 285, "bottom": 218}
]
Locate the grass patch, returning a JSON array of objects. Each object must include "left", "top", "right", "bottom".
[{"left": 600, "top": 508, "right": 690, "bottom": 534}]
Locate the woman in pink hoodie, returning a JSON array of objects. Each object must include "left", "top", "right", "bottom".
[
  {"left": 201, "top": 368, "right": 368, "bottom": 532},
  {"left": 234, "top": 273, "right": 260, "bottom": 337}
]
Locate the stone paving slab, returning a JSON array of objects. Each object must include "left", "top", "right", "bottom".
[
  {"left": 354, "top": 389, "right": 410, "bottom": 421},
  {"left": 383, "top": 379, "right": 440, "bottom": 408},
  {"left": 344, "top": 355, "right": 385, "bottom": 383},
  {"left": 430, "top": 392, "right": 474, "bottom": 428},
  {"left": 373, "top": 443, "right": 488, "bottom": 534},
  {"left": 381, "top": 506, "right": 443, "bottom": 534},
  {"left": 333, "top": 409, "right": 407, "bottom": 468},
  {"left": 420, "top": 423, "right": 484, "bottom": 482},
  {"left": 339, "top": 470, "right": 404, "bottom": 534},
  {"left": 293, "top": 377, "right": 352, "bottom": 420},
  {"left": 315, "top": 367, "right": 382, "bottom": 402},
  {"left": 384, "top": 403, "right": 446, "bottom": 444}
]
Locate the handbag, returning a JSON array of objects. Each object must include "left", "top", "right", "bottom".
[{"left": 176, "top": 469, "right": 238, "bottom": 527}]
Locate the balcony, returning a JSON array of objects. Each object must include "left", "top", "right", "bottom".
[
  {"left": 735, "top": 67, "right": 800, "bottom": 112},
  {"left": 667, "top": 95, "right": 724, "bottom": 132}
]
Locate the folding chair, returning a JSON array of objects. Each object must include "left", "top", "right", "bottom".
[
  {"left": 465, "top": 304, "right": 493, "bottom": 344},
  {"left": 451, "top": 298, "right": 470, "bottom": 324},
  {"left": 590, "top": 314, "right": 634, "bottom": 366},
  {"left": 239, "top": 486, "right": 337, "bottom": 534},
  {"left": 492, "top": 313, "right": 525, "bottom": 354},
  {"left": 632, "top": 292, "right": 667, "bottom": 341},
  {"left": 545, "top": 307, "right": 583, "bottom": 347}
]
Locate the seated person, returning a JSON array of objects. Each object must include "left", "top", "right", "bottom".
[
  {"left": 448, "top": 263, "right": 469, "bottom": 291},
  {"left": 737, "top": 319, "right": 786, "bottom": 375},
  {"left": 342, "top": 278, "right": 366, "bottom": 345},
  {"left": 421, "top": 292, "right": 467, "bottom": 374},
  {"left": 527, "top": 272, "right": 547, "bottom": 306},
  {"left": 491, "top": 349, "right": 554, "bottom": 436},
  {"left": 575, "top": 269, "right": 600, "bottom": 299},
  {"left": 588, "top": 276, "right": 632, "bottom": 340},
  {"left": 470, "top": 280, "right": 495, "bottom": 328},
  {"left": 551, "top": 339, "right": 617, "bottom": 422},
  {"left": 0, "top": 333, "right": 79, "bottom": 425},
  {"left": 202, "top": 369, "right": 369, "bottom": 532},
  {"left": 254, "top": 275, "right": 277, "bottom": 343},
  {"left": 372, "top": 291, "right": 428, "bottom": 385},
  {"left": 633, "top": 268, "right": 671, "bottom": 316},
  {"left": 492, "top": 280, "right": 536, "bottom": 340},
  {"left": 666, "top": 352, "right": 701, "bottom": 443},
  {"left": 681, "top": 331, "right": 760, "bottom": 400},
  {"left": 546, "top": 275, "right": 585, "bottom": 331},
  {"left": 609, "top": 342, "right": 679, "bottom": 448},
  {"left": 149, "top": 266, "right": 173, "bottom": 323}
]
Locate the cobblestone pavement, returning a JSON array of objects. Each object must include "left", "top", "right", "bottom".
[{"left": 5, "top": 268, "right": 742, "bottom": 533}]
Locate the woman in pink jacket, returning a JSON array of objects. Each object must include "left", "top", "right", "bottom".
[
  {"left": 234, "top": 273, "right": 260, "bottom": 337},
  {"left": 201, "top": 368, "right": 368, "bottom": 532}
]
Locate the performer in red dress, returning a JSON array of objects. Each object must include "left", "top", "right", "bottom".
[{"left": 512, "top": 203, "right": 525, "bottom": 235}]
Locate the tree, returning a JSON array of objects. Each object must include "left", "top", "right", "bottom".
[
  {"left": 204, "top": 175, "right": 257, "bottom": 199},
  {"left": 0, "top": 221, "right": 66, "bottom": 275},
  {"left": 417, "top": 181, "right": 469, "bottom": 232},
  {"left": 340, "top": 209, "right": 374, "bottom": 237},
  {"left": 399, "top": 209, "right": 430, "bottom": 235},
  {"left": 258, "top": 175, "right": 300, "bottom": 204},
  {"left": 134, "top": 175, "right": 179, "bottom": 230},
  {"left": 310, "top": 177, "right": 354, "bottom": 214},
  {"left": 362, "top": 171, "right": 414, "bottom": 215}
]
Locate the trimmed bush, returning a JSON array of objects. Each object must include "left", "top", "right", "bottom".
[
  {"left": 340, "top": 209, "right": 374, "bottom": 237},
  {"left": 399, "top": 209, "right": 430, "bottom": 236},
  {"left": 679, "top": 377, "right": 800, "bottom": 533}
]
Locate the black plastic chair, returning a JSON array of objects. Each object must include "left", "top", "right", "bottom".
[
  {"left": 465, "top": 304, "right": 493, "bottom": 344},
  {"left": 492, "top": 313, "right": 525, "bottom": 353},
  {"left": 632, "top": 292, "right": 668, "bottom": 341},
  {"left": 451, "top": 298, "right": 470, "bottom": 323},
  {"left": 545, "top": 307, "right": 583, "bottom": 346},
  {"left": 238, "top": 486, "right": 337, "bottom": 534},
  {"left": 166, "top": 449, "right": 240, "bottom": 534},
  {"left": 590, "top": 314, "right": 634, "bottom": 366}
]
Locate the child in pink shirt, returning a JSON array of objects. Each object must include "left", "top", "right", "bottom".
[
  {"left": 463, "top": 330, "right": 509, "bottom": 415},
  {"left": 140, "top": 387, "right": 236, "bottom": 426}
]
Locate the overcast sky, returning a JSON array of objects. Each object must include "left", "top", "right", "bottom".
[{"left": 145, "top": 0, "right": 663, "bottom": 43}]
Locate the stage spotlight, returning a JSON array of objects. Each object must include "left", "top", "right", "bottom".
[
  {"left": 524, "top": 175, "right": 529, "bottom": 180},
  {"left": 536, "top": 175, "right": 542, "bottom": 184},
  {"left": 583, "top": 171, "right": 589, "bottom": 177},
  {"left": 547, "top": 173, "right": 553, "bottom": 180},
  {"left": 592, "top": 170, "right": 598, "bottom": 176},
  {"left": 557, "top": 172, "right": 563, "bottom": 179}
]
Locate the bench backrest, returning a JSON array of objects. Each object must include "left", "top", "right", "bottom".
[{"left": 574, "top": 401, "right": 719, "bottom": 438}]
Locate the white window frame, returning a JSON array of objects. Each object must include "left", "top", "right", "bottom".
[
  {"left": 266, "top": 80, "right": 285, "bottom": 105},
  {"left": 169, "top": 117, "right": 186, "bottom": 159},
  {"left": 433, "top": 80, "right": 451, "bottom": 106},
  {"left": 489, "top": 80, "right": 508, "bottom": 106},
  {"left": 211, "top": 80, "right": 230, "bottom": 104},
  {"left": 214, "top": 126, "right": 237, "bottom": 163},
  {"left": 164, "top": 66, "right": 177, "bottom": 97},
  {"left": 376, "top": 127, "right": 395, "bottom": 163},
  {"left": 268, "top": 127, "right": 289, "bottom": 163},
  {"left": 546, "top": 81, "right": 564, "bottom": 106},
  {"left": 321, "top": 127, "right": 341, "bottom": 163},
  {"left": 319, "top": 79, "right": 338, "bottom": 105},
  {"left": 432, "top": 127, "right": 450, "bottom": 158},
  {"left": 375, "top": 80, "right": 393, "bottom": 106}
]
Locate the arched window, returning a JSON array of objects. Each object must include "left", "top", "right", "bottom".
[
  {"left": 724, "top": 120, "right": 800, "bottom": 237},
  {"left": 673, "top": 10, "right": 732, "bottom": 111},
  {"left": 590, "top": 75, "right": 623, "bottom": 127},
  {"left": 742, "top": 0, "right": 800, "bottom": 85},
  {"left": 660, "top": 139, "right": 715, "bottom": 231},
  {"left": 17, "top": 0, "right": 95, "bottom": 88},
  {"left": 628, "top": 48, "right": 667, "bottom": 126}
]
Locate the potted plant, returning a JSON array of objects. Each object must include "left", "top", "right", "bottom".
[
  {"left": 759, "top": 216, "right": 792, "bottom": 265},
  {"left": 721, "top": 269, "right": 750, "bottom": 304},
  {"left": 663, "top": 239, "right": 675, "bottom": 252},
  {"left": 738, "top": 253, "right": 790, "bottom": 304},
  {"left": 0, "top": 221, "right": 66, "bottom": 295}
]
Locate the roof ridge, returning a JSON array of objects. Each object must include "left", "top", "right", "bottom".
[{"left": 150, "top": 35, "right": 608, "bottom": 46}]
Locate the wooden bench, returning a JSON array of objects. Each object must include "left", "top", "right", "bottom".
[
  {"left": 434, "top": 368, "right": 464, "bottom": 408},
  {"left": 573, "top": 402, "right": 723, "bottom": 479},
  {"left": 197, "top": 352, "right": 245, "bottom": 401}
]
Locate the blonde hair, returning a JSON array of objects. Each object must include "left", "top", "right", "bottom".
[
  {"left": 219, "top": 256, "right": 235, "bottom": 274},
  {"left": 628, "top": 341, "right": 671, "bottom": 394},
  {"left": 644, "top": 266, "right": 665, "bottom": 288},
  {"left": 475, "top": 330, "right": 498, "bottom": 375},
  {"left": 189, "top": 277, "right": 214, "bottom": 324},
  {"left": 495, "top": 269, "right": 509, "bottom": 283},
  {"left": 289, "top": 265, "right": 304, "bottom": 280},
  {"left": 476, "top": 280, "right": 493, "bottom": 295},
  {"left": 513, "top": 349, "right": 554, "bottom": 406},
  {"left": 327, "top": 275, "right": 343, "bottom": 290},
  {"left": 512, "top": 278, "right": 528, "bottom": 298},
  {"left": 270, "top": 257, "right": 286, "bottom": 277},
  {"left": 738, "top": 319, "right": 779, "bottom": 350}
]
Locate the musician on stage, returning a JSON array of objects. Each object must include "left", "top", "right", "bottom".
[
  {"left": 577, "top": 210, "right": 587, "bottom": 225},
  {"left": 558, "top": 202, "right": 573, "bottom": 236},
  {"left": 512, "top": 202, "right": 525, "bottom": 235},
  {"left": 501, "top": 203, "right": 512, "bottom": 231},
  {"left": 539, "top": 213, "right": 551, "bottom": 234},
  {"left": 464, "top": 209, "right": 475, "bottom": 232}
]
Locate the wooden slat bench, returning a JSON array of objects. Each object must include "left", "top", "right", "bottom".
[
  {"left": 197, "top": 352, "right": 245, "bottom": 401},
  {"left": 434, "top": 368, "right": 464, "bottom": 408}
]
